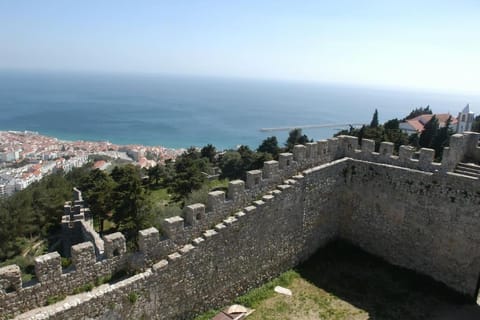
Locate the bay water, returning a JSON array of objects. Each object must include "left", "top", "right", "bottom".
[{"left": 0, "top": 71, "right": 477, "bottom": 150}]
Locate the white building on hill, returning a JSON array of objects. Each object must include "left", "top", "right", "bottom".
[
  {"left": 456, "top": 104, "right": 475, "bottom": 133},
  {"left": 399, "top": 113, "right": 457, "bottom": 135}
]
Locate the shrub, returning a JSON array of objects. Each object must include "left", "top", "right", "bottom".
[
  {"left": 128, "top": 292, "right": 139, "bottom": 304},
  {"left": 46, "top": 294, "right": 66, "bottom": 305}
]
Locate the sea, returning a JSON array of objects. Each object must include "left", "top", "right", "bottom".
[{"left": 0, "top": 70, "right": 478, "bottom": 150}]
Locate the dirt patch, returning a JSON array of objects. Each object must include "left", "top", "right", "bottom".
[
  {"left": 198, "top": 241, "right": 480, "bottom": 320},
  {"left": 246, "top": 241, "right": 480, "bottom": 320},
  {"left": 248, "top": 277, "right": 369, "bottom": 320}
]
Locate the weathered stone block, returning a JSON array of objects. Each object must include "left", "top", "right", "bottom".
[
  {"left": 379, "top": 142, "right": 394, "bottom": 158},
  {"left": 243, "top": 205, "right": 256, "bottom": 215},
  {"left": 223, "top": 216, "right": 238, "bottom": 225},
  {"left": 361, "top": 139, "right": 375, "bottom": 154},
  {"left": 203, "top": 229, "right": 218, "bottom": 238},
  {"left": 305, "top": 142, "right": 318, "bottom": 160},
  {"left": 464, "top": 131, "right": 480, "bottom": 159},
  {"left": 162, "top": 216, "right": 185, "bottom": 240},
  {"left": 73, "top": 204, "right": 81, "bottom": 215},
  {"left": 327, "top": 138, "right": 339, "bottom": 157},
  {"left": 214, "top": 223, "right": 227, "bottom": 232},
  {"left": 228, "top": 180, "right": 245, "bottom": 203},
  {"left": 103, "top": 232, "right": 126, "bottom": 258},
  {"left": 399, "top": 145, "right": 414, "bottom": 161},
  {"left": 71, "top": 242, "right": 96, "bottom": 270},
  {"left": 449, "top": 134, "right": 464, "bottom": 153},
  {"left": 167, "top": 252, "right": 181, "bottom": 262},
  {"left": 152, "top": 260, "right": 168, "bottom": 272},
  {"left": 0, "top": 265, "right": 22, "bottom": 294},
  {"left": 293, "top": 145, "right": 306, "bottom": 162},
  {"left": 342, "top": 136, "right": 358, "bottom": 156},
  {"left": 418, "top": 148, "right": 435, "bottom": 169},
  {"left": 263, "top": 160, "right": 279, "bottom": 179},
  {"left": 73, "top": 187, "right": 82, "bottom": 201},
  {"left": 317, "top": 140, "right": 328, "bottom": 157},
  {"left": 262, "top": 195, "right": 274, "bottom": 202},
  {"left": 179, "top": 244, "right": 194, "bottom": 255},
  {"left": 207, "top": 190, "right": 226, "bottom": 211},
  {"left": 139, "top": 227, "right": 160, "bottom": 253},
  {"left": 278, "top": 153, "right": 293, "bottom": 169},
  {"left": 184, "top": 203, "right": 206, "bottom": 226},
  {"left": 192, "top": 237, "right": 205, "bottom": 246},
  {"left": 246, "top": 170, "right": 262, "bottom": 189},
  {"left": 35, "top": 252, "right": 61, "bottom": 283}
]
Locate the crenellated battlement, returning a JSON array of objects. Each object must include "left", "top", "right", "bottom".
[
  {"left": 0, "top": 145, "right": 312, "bottom": 317},
  {"left": 1, "top": 132, "right": 479, "bottom": 319},
  {"left": 337, "top": 131, "right": 480, "bottom": 175}
]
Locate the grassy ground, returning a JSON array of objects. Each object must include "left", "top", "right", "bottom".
[
  {"left": 196, "top": 241, "right": 480, "bottom": 320},
  {"left": 149, "top": 187, "right": 171, "bottom": 205}
]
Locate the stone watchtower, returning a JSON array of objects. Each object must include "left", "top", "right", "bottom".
[
  {"left": 61, "top": 188, "right": 104, "bottom": 257},
  {"left": 456, "top": 104, "right": 475, "bottom": 133}
]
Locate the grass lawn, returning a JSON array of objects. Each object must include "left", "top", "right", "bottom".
[
  {"left": 206, "top": 178, "right": 229, "bottom": 190},
  {"left": 196, "top": 241, "right": 480, "bottom": 320},
  {"left": 102, "top": 219, "right": 116, "bottom": 232},
  {"left": 149, "top": 187, "right": 171, "bottom": 205}
]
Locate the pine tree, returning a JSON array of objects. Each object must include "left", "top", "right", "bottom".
[
  {"left": 257, "top": 136, "right": 280, "bottom": 158},
  {"left": 472, "top": 115, "right": 480, "bottom": 132},
  {"left": 200, "top": 144, "right": 216, "bottom": 163},
  {"left": 80, "top": 169, "right": 115, "bottom": 234},
  {"left": 111, "top": 165, "right": 152, "bottom": 242},
  {"left": 286, "top": 129, "right": 310, "bottom": 151},
  {"left": 370, "top": 109, "right": 379, "bottom": 128},
  {"left": 419, "top": 116, "right": 439, "bottom": 148}
]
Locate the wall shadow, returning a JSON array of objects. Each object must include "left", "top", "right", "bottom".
[{"left": 296, "top": 240, "right": 480, "bottom": 320}]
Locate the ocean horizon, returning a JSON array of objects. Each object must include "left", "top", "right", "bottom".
[{"left": 0, "top": 70, "right": 478, "bottom": 150}]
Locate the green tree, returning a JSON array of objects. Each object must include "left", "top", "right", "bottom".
[
  {"left": 472, "top": 115, "right": 480, "bottom": 132},
  {"left": 357, "top": 125, "right": 365, "bottom": 145},
  {"left": 79, "top": 169, "right": 115, "bottom": 234},
  {"left": 384, "top": 118, "right": 399, "bottom": 130},
  {"left": 65, "top": 165, "right": 92, "bottom": 187},
  {"left": 219, "top": 151, "right": 243, "bottom": 180},
  {"left": 0, "top": 173, "right": 72, "bottom": 260},
  {"left": 169, "top": 148, "right": 209, "bottom": 201},
  {"left": 147, "top": 165, "right": 164, "bottom": 187},
  {"left": 432, "top": 116, "right": 453, "bottom": 159},
  {"left": 111, "top": 165, "right": 152, "bottom": 242},
  {"left": 409, "top": 133, "right": 420, "bottom": 148},
  {"left": 219, "top": 146, "right": 271, "bottom": 180},
  {"left": 383, "top": 118, "right": 408, "bottom": 151},
  {"left": 370, "top": 109, "right": 379, "bottom": 128},
  {"left": 257, "top": 136, "right": 280, "bottom": 158},
  {"left": 404, "top": 105, "right": 432, "bottom": 120},
  {"left": 160, "top": 160, "right": 176, "bottom": 187},
  {"left": 200, "top": 144, "right": 217, "bottom": 163},
  {"left": 363, "top": 126, "right": 384, "bottom": 151},
  {"left": 419, "top": 116, "right": 439, "bottom": 148},
  {"left": 285, "top": 129, "right": 311, "bottom": 152}
]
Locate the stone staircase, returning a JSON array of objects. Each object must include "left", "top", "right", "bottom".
[{"left": 454, "top": 162, "right": 480, "bottom": 178}]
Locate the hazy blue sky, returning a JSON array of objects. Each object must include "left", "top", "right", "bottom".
[{"left": 1, "top": 1, "right": 479, "bottom": 94}]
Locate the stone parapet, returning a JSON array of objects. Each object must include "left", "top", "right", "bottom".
[{"left": 2, "top": 133, "right": 479, "bottom": 319}]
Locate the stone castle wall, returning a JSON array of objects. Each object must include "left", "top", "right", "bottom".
[
  {"left": 339, "top": 160, "right": 480, "bottom": 296},
  {"left": 0, "top": 132, "right": 479, "bottom": 319}
]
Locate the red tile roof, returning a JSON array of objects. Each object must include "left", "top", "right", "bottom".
[
  {"left": 93, "top": 160, "right": 107, "bottom": 169},
  {"left": 406, "top": 119, "right": 425, "bottom": 132},
  {"left": 403, "top": 113, "right": 457, "bottom": 133}
]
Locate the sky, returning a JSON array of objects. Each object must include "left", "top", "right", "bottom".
[{"left": 0, "top": 0, "right": 479, "bottom": 94}]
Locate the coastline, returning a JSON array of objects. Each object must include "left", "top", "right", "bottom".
[
  {"left": 1, "top": 71, "right": 477, "bottom": 151},
  {"left": 0, "top": 130, "right": 186, "bottom": 164}
]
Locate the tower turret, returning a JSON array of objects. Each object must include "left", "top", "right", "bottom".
[{"left": 456, "top": 104, "right": 474, "bottom": 133}]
